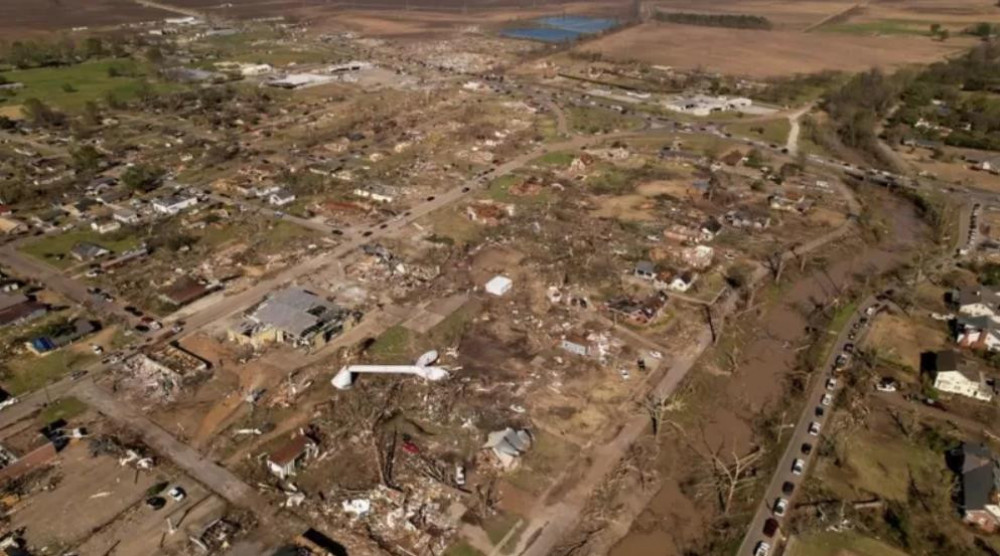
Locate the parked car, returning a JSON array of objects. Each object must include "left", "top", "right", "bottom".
[
  {"left": 455, "top": 465, "right": 466, "bottom": 486},
  {"left": 762, "top": 518, "right": 779, "bottom": 538},
  {"left": 826, "top": 378, "right": 838, "bottom": 390},
  {"left": 808, "top": 421, "right": 822, "bottom": 436},
  {"left": 145, "top": 496, "right": 167, "bottom": 510},
  {"left": 754, "top": 541, "right": 771, "bottom": 556},
  {"left": 782, "top": 481, "right": 795, "bottom": 495},
  {"left": 876, "top": 378, "right": 898, "bottom": 392},
  {"left": 801, "top": 443, "right": 813, "bottom": 455},
  {"left": 773, "top": 498, "right": 788, "bottom": 517},
  {"left": 168, "top": 486, "right": 186, "bottom": 501},
  {"left": 792, "top": 458, "right": 805, "bottom": 475},
  {"left": 821, "top": 393, "right": 833, "bottom": 406},
  {"left": 815, "top": 406, "right": 825, "bottom": 417}
]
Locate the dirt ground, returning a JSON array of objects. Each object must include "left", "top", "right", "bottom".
[
  {"left": 577, "top": 22, "right": 973, "bottom": 78},
  {"left": 8, "top": 439, "right": 221, "bottom": 555},
  {"left": 0, "top": 0, "right": 173, "bottom": 36}
]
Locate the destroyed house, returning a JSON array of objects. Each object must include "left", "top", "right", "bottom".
[
  {"left": 158, "top": 277, "right": 211, "bottom": 307},
  {"left": 484, "top": 428, "right": 532, "bottom": 469},
  {"left": 607, "top": 294, "right": 667, "bottom": 325},
  {"left": 266, "top": 434, "right": 317, "bottom": 479},
  {"left": 236, "top": 287, "right": 350, "bottom": 348}
]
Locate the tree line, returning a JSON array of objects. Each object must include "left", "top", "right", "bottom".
[
  {"left": 0, "top": 34, "right": 137, "bottom": 70},
  {"left": 814, "top": 40, "right": 1000, "bottom": 161},
  {"left": 652, "top": 11, "right": 772, "bottom": 30}
]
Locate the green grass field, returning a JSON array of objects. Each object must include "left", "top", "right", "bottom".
[
  {"left": 37, "top": 396, "right": 88, "bottom": 424},
  {"left": 819, "top": 19, "right": 933, "bottom": 37},
  {"left": 789, "top": 531, "right": 909, "bottom": 556},
  {"left": 0, "top": 58, "right": 175, "bottom": 112},
  {"left": 20, "top": 229, "right": 142, "bottom": 269},
  {"left": 817, "top": 430, "right": 946, "bottom": 502},
  {"left": 534, "top": 151, "right": 575, "bottom": 167},
  {"left": 727, "top": 118, "right": 792, "bottom": 147},
  {"left": 3, "top": 349, "right": 97, "bottom": 395}
]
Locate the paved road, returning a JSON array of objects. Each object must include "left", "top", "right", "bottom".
[
  {"left": 736, "top": 298, "right": 878, "bottom": 556},
  {"left": 0, "top": 243, "right": 143, "bottom": 329}
]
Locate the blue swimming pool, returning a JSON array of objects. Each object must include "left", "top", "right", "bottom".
[{"left": 502, "top": 15, "right": 618, "bottom": 43}]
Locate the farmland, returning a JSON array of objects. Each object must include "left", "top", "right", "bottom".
[{"left": 577, "top": 22, "right": 973, "bottom": 78}]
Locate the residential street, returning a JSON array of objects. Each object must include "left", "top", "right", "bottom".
[{"left": 736, "top": 296, "right": 878, "bottom": 556}]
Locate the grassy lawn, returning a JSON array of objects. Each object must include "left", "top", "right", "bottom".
[
  {"left": 789, "top": 531, "right": 909, "bottom": 556},
  {"left": 37, "top": 396, "right": 87, "bottom": 424},
  {"left": 443, "top": 542, "right": 484, "bottom": 556},
  {"left": 3, "top": 348, "right": 97, "bottom": 395},
  {"left": 367, "top": 325, "right": 414, "bottom": 363},
  {"left": 566, "top": 105, "right": 640, "bottom": 134},
  {"left": 727, "top": 118, "right": 792, "bottom": 146},
  {"left": 534, "top": 151, "right": 575, "bottom": 167},
  {"left": 507, "top": 429, "right": 577, "bottom": 495},
  {"left": 816, "top": 430, "right": 946, "bottom": 503},
  {"left": 0, "top": 58, "right": 176, "bottom": 112},
  {"left": 482, "top": 511, "right": 524, "bottom": 548},
  {"left": 20, "top": 229, "right": 142, "bottom": 269},
  {"left": 426, "top": 207, "right": 483, "bottom": 246},
  {"left": 482, "top": 172, "right": 554, "bottom": 205},
  {"left": 367, "top": 301, "right": 479, "bottom": 364}
]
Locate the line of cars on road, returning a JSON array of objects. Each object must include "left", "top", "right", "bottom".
[{"left": 754, "top": 303, "right": 881, "bottom": 556}]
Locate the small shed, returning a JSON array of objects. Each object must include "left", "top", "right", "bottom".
[{"left": 485, "top": 275, "right": 513, "bottom": 297}]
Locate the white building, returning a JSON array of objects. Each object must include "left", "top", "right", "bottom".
[
  {"left": 663, "top": 95, "right": 753, "bottom": 117},
  {"left": 485, "top": 275, "right": 512, "bottom": 297},
  {"left": 90, "top": 219, "right": 121, "bottom": 234},
  {"left": 353, "top": 185, "right": 397, "bottom": 204},
  {"left": 561, "top": 334, "right": 593, "bottom": 357},
  {"left": 269, "top": 189, "right": 296, "bottom": 207},
  {"left": 932, "top": 351, "right": 994, "bottom": 402},
  {"left": 113, "top": 209, "right": 140, "bottom": 225},
  {"left": 152, "top": 195, "right": 198, "bottom": 216},
  {"left": 667, "top": 272, "right": 698, "bottom": 293}
]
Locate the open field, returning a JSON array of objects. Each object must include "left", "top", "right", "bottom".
[
  {"left": 0, "top": 59, "right": 174, "bottom": 112},
  {"left": 864, "top": 312, "right": 949, "bottom": 372},
  {"left": 577, "top": 22, "right": 973, "bottom": 78},
  {"left": 816, "top": 429, "right": 946, "bottom": 502},
  {"left": 818, "top": 0, "right": 1000, "bottom": 34},
  {"left": 646, "top": 0, "right": 857, "bottom": 31},
  {"left": 0, "top": 0, "right": 172, "bottom": 36},
  {"left": 788, "top": 531, "right": 910, "bottom": 556},
  {"left": 20, "top": 229, "right": 143, "bottom": 269}
]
